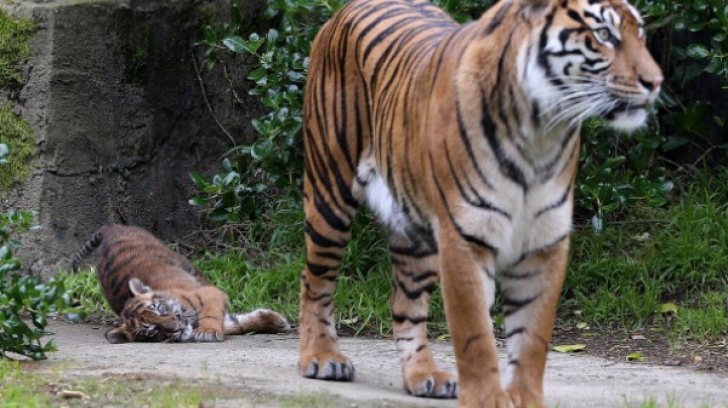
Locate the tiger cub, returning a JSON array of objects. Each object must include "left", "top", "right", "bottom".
[{"left": 72, "top": 223, "right": 291, "bottom": 344}]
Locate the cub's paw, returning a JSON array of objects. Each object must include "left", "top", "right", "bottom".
[
  {"left": 299, "top": 352, "right": 355, "bottom": 381},
  {"left": 404, "top": 371, "right": 458, "bottom": 399},
  {"left": 192, "top": 331, "right": 224, "bottom": 342}
]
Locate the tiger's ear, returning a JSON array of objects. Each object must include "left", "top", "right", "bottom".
[
  {"left": 518, "top": 0, "right": 551, "bottom": 7},
  {"left": 128, "top": 278, "right": 152, "bottom": 297},
  {"left": 105, "top": 326, "right": 132, "bottom": 344},
  {"left": 518, "top": 0, "right": 553, "bottom": 16}
]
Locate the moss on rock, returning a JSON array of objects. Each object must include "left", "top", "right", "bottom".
[
  {"left": 0, "top": 104, "right": 35, "bottom": 190},
  {"left": 0, "top": 10, "right": 35, "bottom": 89},
  {"left": 0, "top": 9, "right": 36, "bottom": 189}
]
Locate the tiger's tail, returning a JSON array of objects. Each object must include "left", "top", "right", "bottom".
[{"left": 71, "top": 225, "right": 106, "bottom": 272}]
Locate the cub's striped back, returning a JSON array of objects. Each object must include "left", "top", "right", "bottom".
[{"left": 73, "top": 224, "right": 291, "bottom": 343}]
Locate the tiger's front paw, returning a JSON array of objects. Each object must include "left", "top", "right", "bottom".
[
  {"left": 404, "top": 371, "right": 458, "bottom": 399},
  {"left": 460, "top": 385, "right": 514, "bottom": 408},
  {"left": 506, "top": 385, "right": 545, "bottom": 408},
  {"left": 299, "top": 352, "right": 355, "bottom": 381}
]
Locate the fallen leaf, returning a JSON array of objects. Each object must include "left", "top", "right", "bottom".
[
  {"left": 576, "top": 322, "right": 589, "bottom": 330},
  {"left": 552, "top": 344, "right": 587, "bottom": 353},
  {"left": 626, "top": 352, "right": 644, "bottom": 362},
  {"left": 436, "top": 333, "right": 450, "bottom": 341},
  {"left": 339, "top": 317, "right": 359, "bottom": 325},
  {"left": 660, "top": 303, "right": 679, "bottom": 315},
  {"left": 630, "top": 334, "right": 646, "bottom": 340},
  {"left": 60, "top": 390, "right": 87, "bottom": 399}
]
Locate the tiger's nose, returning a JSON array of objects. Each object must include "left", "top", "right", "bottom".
[{"left": 639, "top": 75, "right": 663, "bottom": 91}]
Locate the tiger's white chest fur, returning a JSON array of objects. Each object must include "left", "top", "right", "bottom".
[{"left": 354, "top": 153, "right": 573, "bottom": 270}]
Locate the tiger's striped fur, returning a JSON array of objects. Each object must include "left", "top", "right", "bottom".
[
  {"left": 73, "top": 224, "right": 291, "bottom": 344},
  {"left": 299, "top": 0, "right": 662, "bottom": 406}
]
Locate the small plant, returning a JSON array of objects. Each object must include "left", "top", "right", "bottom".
[
  {"left": 577, "top": 119, "right": 675, "bottom": 232},
  {"left": 0, "top": 145, "right": 72, "bottom": 360}
]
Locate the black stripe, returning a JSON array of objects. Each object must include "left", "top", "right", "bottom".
[
  {"left": 392, "top": 314, "right": 428, "bottom": 325},
  {"left": 305, "top": 221, "right": 345, "bottom": 249},
  {"left": 481, "top": 98, "right": 528, "bottom": 190},
  {"left": 534, "top": 184, "right": 571, "bottom": 218},
  {"left": 395, "top": 278, "right": 437, "bottom": 300},
  {"left": 502, "top": 294, "right": 541, "bottom": 317}
]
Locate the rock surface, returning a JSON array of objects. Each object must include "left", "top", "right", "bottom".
[{"left": 1, "top": 0, "right": 265, "bottom": 277}]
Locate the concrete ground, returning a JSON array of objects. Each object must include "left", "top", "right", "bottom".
[{"left": 40, "top": 321, "right": 728, "bottom": 408}]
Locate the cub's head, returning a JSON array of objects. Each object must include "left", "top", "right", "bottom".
[
  {"left": 105, "top": 278, "right": 194, "bottom": 344},
  {"left": 522, "top": 0, "right": 663, "bottom": 131}
]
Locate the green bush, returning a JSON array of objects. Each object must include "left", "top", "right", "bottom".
[
  {"left": 192, "top": 0, "right": 725, "bottom": 232},
  {"left": 0, "top": 145, "right": 72, "bottom": 360}
]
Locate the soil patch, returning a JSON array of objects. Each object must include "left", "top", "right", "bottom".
[{"left": 552, "top": 325, "right": 728, "bottom": 376}]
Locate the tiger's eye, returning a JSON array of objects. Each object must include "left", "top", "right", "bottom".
[
  {"left": 595, "top": 28, "right": 611, "bottom": 42},
  {"left": 157, "top": 304, "right": 167, "bottom": 315}
]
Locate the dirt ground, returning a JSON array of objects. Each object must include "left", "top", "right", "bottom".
[{"left": 32, "top": 320, "right": 728, "bottom": 408}]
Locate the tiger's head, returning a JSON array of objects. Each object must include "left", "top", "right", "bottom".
[
  {"left": 520, "top": 0, "right": 663, "bottom": 131},
  {"left": 105, "top": 278, "right": 195, "bottom": 344}
]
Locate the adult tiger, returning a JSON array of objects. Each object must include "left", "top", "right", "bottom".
[
  {"left": 72, "top": 224, "right": 291, "bottom": 343},
  {"left": 299, "top": 0, "right": 661, "bottom": 406}
]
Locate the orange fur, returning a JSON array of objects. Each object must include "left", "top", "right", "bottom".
[
  {"left": 299, "top": 0, "right": 661, "bottom": 406},
  {"left": 73, "top": 224, "right": 290, "bottom": 343}
]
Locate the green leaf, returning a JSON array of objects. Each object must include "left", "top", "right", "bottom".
[
  {"left": 552, "top": 344, "right": 587, "bottom": 353},
  {"left": 188, "top": 196, "right": 211, "bottom": 206},
  {"left": 266, "top": 29, "right": 279, "bottom": 44},
  {"left": 625, "top": 352, "right": 644, "bottom": 362},
  {"left": 686, "top": 44, "right": 709, "bottom": 59},
  {"left": 660, "top": 302, "right": 679, "bottom": 315},
  {"left": 251, "top": 138, "right": 274, "bottom": 161},
  {"left": 188, "top": 172, "right": 209, "bottom": 189},
  {"left": 222, "top": 36, "right": 247, "bottom": 54},
  {"left": 590, "top": 215, "right": 604, "bottom": 234}
]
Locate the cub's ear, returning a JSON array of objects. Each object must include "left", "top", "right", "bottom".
[
  {"left": 105, "top": 326, "right": 132, "bottom": 344},
  {"left": 129, "top": 278, "right": 152, "bottom": 296}
]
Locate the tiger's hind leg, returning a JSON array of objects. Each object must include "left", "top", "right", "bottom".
[
  {"left": 298, "top": 180, "right": 358, "bottom": 381},
  {"left": 389, "top": 230, "right": 458, "bottom": 398}
]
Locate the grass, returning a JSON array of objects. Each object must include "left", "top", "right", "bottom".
[
  {"left": 565, "top": 170, "right": 728, "bottom": 339},
  {"left": 63, "top": 169, "right": 728, "bottom": 344},
  {"left": 0, "top": 358, "right": 220, "bottom": 407}
]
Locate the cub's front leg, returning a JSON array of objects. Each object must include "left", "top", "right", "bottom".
[{"left": 188, "top": 286, "right": 228, "bottom": 342}]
